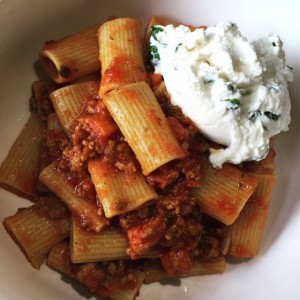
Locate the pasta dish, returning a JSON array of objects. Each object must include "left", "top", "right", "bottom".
[{"left": 0, "top": 16, "right": 291, "bottom": 300}]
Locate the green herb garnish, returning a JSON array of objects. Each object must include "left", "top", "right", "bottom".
[
  {"left": 151, "top": 26, "right": 164, "bottom": 41},
  {"left": 204, "top": 79, "right": 215, "bottom": 84},
  {"left": 223, "top": 98, "right": 240, "bottom": 110},
  {"left": 264, "top": 111, "right": 280, "bottom": 121},
  {"left": 149, "top": 26, "right": 164, "bottom": 65},
  {"left": 149, "top": 45, "right": 160, "bottom": 60},
  {"left": 203, "top": 75, "right": 215, "bottom": 84},
  {"left": 248, "top": 110, "right": 261, "bottom": 122},
  {"left": 175, "top": 43, "right": 182, "bottom": 52},
  {"left": 227, "top": 83, "right": 235, "bottom": 92}
]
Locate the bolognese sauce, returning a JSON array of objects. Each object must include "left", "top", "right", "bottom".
[
  {"left": 42, "top": 79, "right": 228, "bottom": 281},
  {"left": 35, "top": 63, "right": 229, "bottom": 292}
]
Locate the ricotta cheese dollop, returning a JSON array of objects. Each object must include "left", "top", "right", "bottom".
[{"left": 150, "top": 22, "right": 293, "bottom": 167}]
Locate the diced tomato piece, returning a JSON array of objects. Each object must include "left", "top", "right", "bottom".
[{"left": 127, "top": 214, "right": 166, "bottom": 258}]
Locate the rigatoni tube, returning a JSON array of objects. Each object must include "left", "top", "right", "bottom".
[
  {"left": 0, "top": 113, "right": 45, "bottom": 199},
  {"left": 47, "top": 241, "right": 73, "bottom": 277},
  {"left": 103, "top": 82, "right": 185, "bottom": 175},
  {"left": 98, "top": 18, "right": 146, "bottom": 98},
  {"left": 3, "top": 196, "right": 70, "bottom": 269},
  {"left": 71, "top": 217, "right": 129, "bottom": 263},
  {"left": 40, "top": 24, "right": 100, "bottom": 83},
  {"left": 50, "top": 81, "right": 100, "bottom": 136},
  {"left": 228, "top": 172, "right": 276, "bottom": 258},
  {"left": 143, "top": 257, "right": 226, "bottom": 284},
  {"left": 39, "top": 161, "right": 108, "bottom": 232},
  {"left": 88, "top": 159, "right": 158, "bottom": 218},
  {"left": 191, "top": 158, "right": 258, "bottom": 225}
]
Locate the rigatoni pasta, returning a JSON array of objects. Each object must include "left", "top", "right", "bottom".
[
  {"left": 143, "top": 256, "right": 226, "bottom": 284},
  {"left": 39, "top": 161, "right": 109, "bottom": 233},
  {"left": 227, "top": 151, "right": 276, "bottom": 258},
  {"left": 71, "top": 216, "right": 129, "bottom": 263},
  {"left": 0, "top": 113, "right": 45, "bottom": 199},
  {"left": 50, "top": 81, "right": 99, "bottom": 135},
  {"left": 37, "top": 112, "right": 67, "bottom": 192},
  {"left": 104, "top": 81, "right": 186, "bottom": 175},
  {"left": 47, "top": 241, "right": 74, "bottom": 277},
  {"left": 40, "top": 24, "right": 100, "bottom": 83},
  {"left": 31, "top": 81, "right": 56, "bottom": 121},
  {"left": 191, "top": 158, "right": 258, "bottom": 225},
  {"left": 107, "top": 270, "right": 145, "bottom": 300},
  {"left": 3, "top": 196, "right": 70, "bottom": 268},
  {"left": 47, "top": 112, "right": 62, "bottom": 131},
  {"left": 98, "top": 18, "right": 146, "bottom": 98},
  {"left": 48, "top": 241, "right": 146, "bottom": 300},
  {"left": 88, "top": 159, "right": 158, "bottom": 217}
]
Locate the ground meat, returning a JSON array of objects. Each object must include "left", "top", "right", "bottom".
[
  {"left": 33, "top": 196, "right": 70, "bottom": 220},
  {"left": 126, "top": 214, "right": 167, "bottom": 258},
  {"left": 63, "top": 123, "right": 99, "bottom": 173},
  {"left": 119, "top": 205, "right": 153, "bottom": 230},
  {"left": 104, "top": 260, "right": 126, "bottom": 278},
  {"left": 167, "top": 116, "right": 189, "bottom": 142},
  {"left": 185, "top": 217, "right": 203, "bottom": 236},
  {"left": 160, "top": 247, "right": 193, "bottom": 275},
  {"left": 31, "top": 81, "right": 56, "bottom": 120},
  {"left": 45, "top": 129, "right": 69, "bottom": 162},
  {"left": 196, "top": 216, "right": 229, "bottom": 258},
  {"left": 147, "top": 157, "right": 202, "bottom": 191},
  {"left": 65, "top": 122, "right": 138, "bottom": 176},
  {"left": 120, "top": 192, "right": 203, "bottom": 273},
  {"left": 57, "top": 157, "right": 97, "bottom": 202},
  {"left": 74, "top": 260, "right": 139, "bottom": 298},
  {"left": 62, "top": 144, "right": 92, "bottom": 173},
  {"left": 156, "top": 195, "right": 203, "bottom": 274},
  {"left": 88, "top": 171, "right": 220, "bottom": 274},
  {"left": 75, "top": 263, "right": 106, "bottom": 292},
  {"left": 102, "top": 136, "right": 139, "bottom": 174},
  {"left": 160, "top": 96, "right": 209, "bottom": 156},
  {"left": 147, "top": 163, "right": 180, "bottom": 189}
]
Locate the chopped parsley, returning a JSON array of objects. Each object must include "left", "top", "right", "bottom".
[
  {"left": 149, "top": 45, "right": 160, "bottom": 60},
  {"left": 264, "top": 111, "right": 280, "bottom": 121},
  {"left": 203, "top": 75, "right": 215, "bottom": 84},
  {"left": 151, "top": 26, "right": 164, "bottom": 41},
  {"left": 204, "top": 79, "right": 215, "bottom": 84},
  {"left": 148, "top": 26, "right": 165, "bottom": 66},
  {"left": 248, "top": 110, "right": 261, "bottom": 122},
  {"left": 175, "top": 43, "right": 182, "bottom": 52},
  {"left": 248, "top": 110, "right": 280, "bottom": 121},
  {"left": 226, "top": 83, "right": 235, "bottom": 92},
  {"left": 223, "top": 98, "right": 240, "bottom": 110}
]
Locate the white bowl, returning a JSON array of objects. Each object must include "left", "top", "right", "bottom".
[{"left": 0, "top": 0, "right": 300, "bottom": 299}]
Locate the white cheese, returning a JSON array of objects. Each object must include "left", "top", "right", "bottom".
[{"left": 150, "top": 22, "right": 293, "bottom": 167}]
